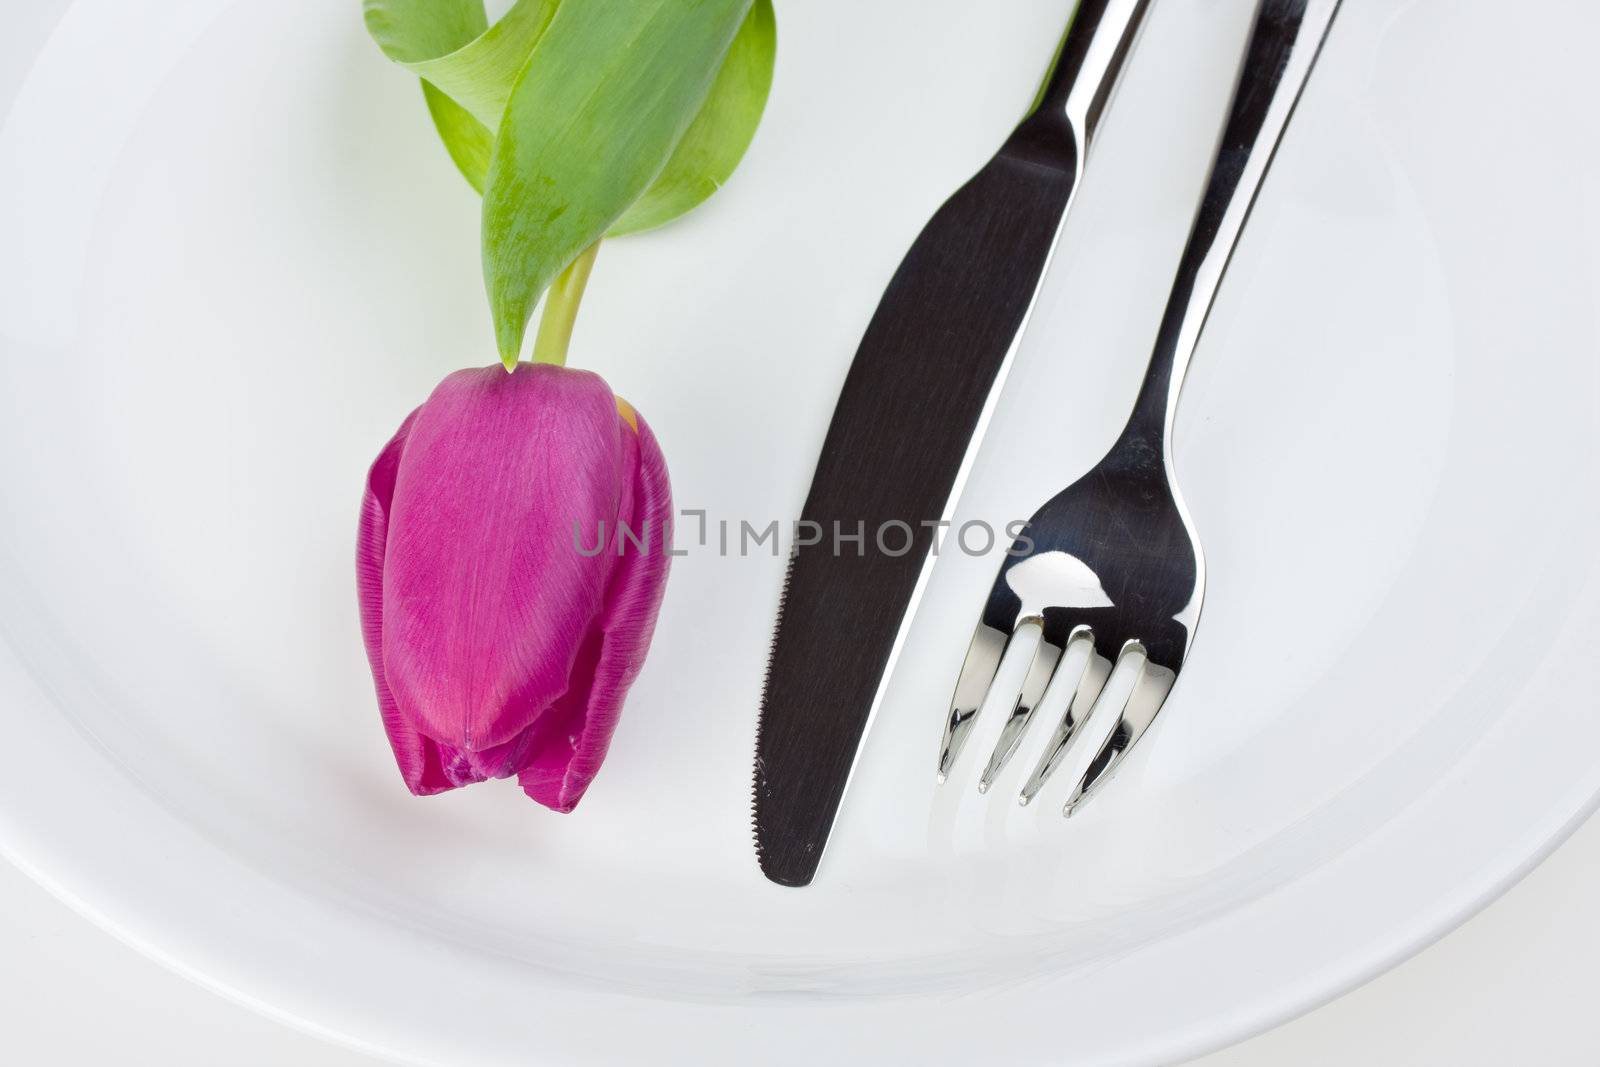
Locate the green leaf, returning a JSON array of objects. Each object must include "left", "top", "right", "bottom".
[
  {"left": 365, "top": 0, "right": 561, "bottom": 195},
  {"left": 404, "top": 1, "right": 777, "bottom": 215},
  {"left": 421, "top": 81, "right": 492, "bottom": 193},
  {"left": 482, "top": 0, "right": 755, "bottom": 366},
  {"left": 410, "top": 1, "right": 560, "bottom": 129},
  {"left": 364, "top": 0, "right": 559, "bottom": 129},
  {"left": 608, "top": 0, "right": 777, "bottom": 238},
  {"left": 365, "top": 0, "right": 775, "bottom": 365},
  {"left": 363, "top": 0, "right": 487, "bottom": 63}
]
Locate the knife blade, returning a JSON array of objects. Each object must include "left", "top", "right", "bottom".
[{"left": 754, "top": 0, "right": 1153, "bottom": 887}]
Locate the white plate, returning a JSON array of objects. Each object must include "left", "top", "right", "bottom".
[{"left": 3, "top": 0, "right": 1598, "bottom": 1063}]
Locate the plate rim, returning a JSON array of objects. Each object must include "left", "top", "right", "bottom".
[{"left": 5, "top": 623, "right": 1599, "bottom": 1065}]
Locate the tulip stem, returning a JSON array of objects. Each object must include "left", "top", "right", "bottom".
[{"left": 531, "top": 242, "right": 601, "bottom": 368}]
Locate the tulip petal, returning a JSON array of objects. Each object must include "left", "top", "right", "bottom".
[
  {"left": 517, "top": 410, "right": 673, "bottom": 811},
  {"left": 357, "top": 407, "right": 485, "bottom": 794},
  {"left": 360, "top": 364, "right": 672, "bottom": 809},
  {"left": 381, "top": 364, "right": 629, "bottom": 768}
]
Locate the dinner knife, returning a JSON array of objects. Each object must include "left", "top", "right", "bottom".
[{"left": 755, "top": 0, "right": 1153, "bottom": 887}]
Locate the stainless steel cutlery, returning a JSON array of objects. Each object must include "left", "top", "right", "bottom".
[
  {"left": 754, "top": 0, "right": 1153, "bottom": 887},
  {"left": 756, "top": 0, "right": 1341, "bottom": 885},
  {"left": 939, "top": 0, "right": 1341, "bottom": 814}
]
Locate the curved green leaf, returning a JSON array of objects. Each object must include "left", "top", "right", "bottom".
[
  {"left": 366, "top": 0, "right": 774, "bottom": 221},
  {"left": 363, "top": 0, "right": 487, "bottom": 63},
  {"left": 407, "top": 1, "right": 558, "bottom": 129},
  {"left": 364, "top": 0, "right": 558, "bottom": 129},
  {"left": 608, "top": 0, "right": 777, "bottom": 237},
  {"left": 482, "top": 0, "right": 754, "bottom": 365},
  {"left": 421, "top": 81, "right": 493, "bottom": 193}
]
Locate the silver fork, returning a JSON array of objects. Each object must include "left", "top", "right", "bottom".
[{"left": 937, "top": 0, "right": 1341, "bottom": 814}]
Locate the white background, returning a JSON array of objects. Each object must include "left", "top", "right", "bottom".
[
  {"left": 3, "top": 810, "right": 1599, "bottom": 1064},
  {"left": 5, "top": 2, "right": 1600, "bottom": 1063}
]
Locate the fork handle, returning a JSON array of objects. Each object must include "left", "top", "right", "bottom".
[{"left": 1120, "top": 0, "right": 1341, "bottom": 450}]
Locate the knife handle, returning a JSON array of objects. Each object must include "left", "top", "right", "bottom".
[{"left": 1028, "top": 0, "right": 1152, "bottom": 147}]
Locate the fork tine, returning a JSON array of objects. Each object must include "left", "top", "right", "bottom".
[
  {"left": 978, "top": 630, "right": 1065, "bottom": 794},
  {"left": 1018, "top": 630, "right": 1110, "bottom": 806},
  {"left": 936, "top": 620, "right": 1011, "bottom": 783},
  {"left": 1061, "top": 655, "right": 1177, "bottom": 817}
]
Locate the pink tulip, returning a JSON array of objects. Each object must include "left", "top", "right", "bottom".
[{"left": 357, "top": 363, "right": 672, "bottom": 811}]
